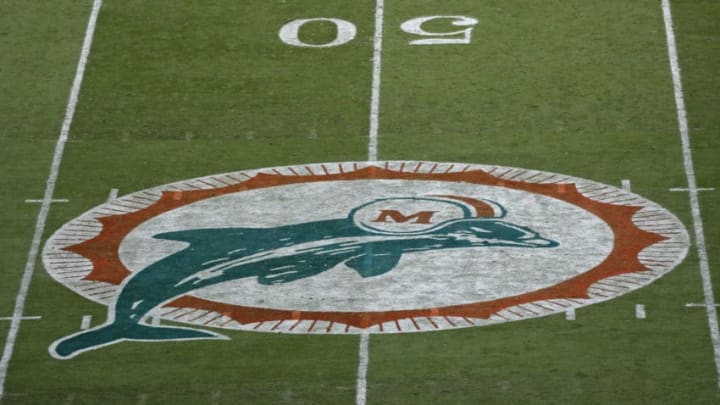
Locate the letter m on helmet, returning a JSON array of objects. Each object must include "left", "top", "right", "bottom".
[{"left": 372, "top": 210, "right": 437, "bottom": 224}]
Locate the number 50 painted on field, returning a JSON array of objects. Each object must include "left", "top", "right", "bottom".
[{"left": 279, "top": 16, "right": 479, "bottom": 48}]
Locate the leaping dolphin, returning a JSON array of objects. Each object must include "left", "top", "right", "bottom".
[{"left": 50, "top": 196, "right": 558, "bottom": 359}]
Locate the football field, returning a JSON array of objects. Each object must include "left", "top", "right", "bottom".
[{"left": 1, "top": 0, "right": 720, "bottom": 403}]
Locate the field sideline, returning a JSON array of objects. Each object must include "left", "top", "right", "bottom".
[{"left": 1, "top": 0, "right": 719, "bottom": 403}]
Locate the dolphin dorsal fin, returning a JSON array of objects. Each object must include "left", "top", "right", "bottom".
[{"left": 345, "top": 247, "right": 402, "bottom": 278}]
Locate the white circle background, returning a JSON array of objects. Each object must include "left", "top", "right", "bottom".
[{"left": 119, "top": 180, "right": 614, "bottom": 312}]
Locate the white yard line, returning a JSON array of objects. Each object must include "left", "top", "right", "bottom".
[
  {"left": 687, "top": 303, "right": 720, "bottom": 308},
  {"left": 621, "top": 179, "right": 631, "bottom": 192},
  {"left": 0, "top": 0, "right": 103, "bottom": 399},
  {"left": 0, "top": 317, "right": 41, "bottom": 321},
  {"left": 108, "top": 188, "right": 119, "bottom": 201},
  {"left": 669, "top": 187, "right": 715, "bottom": 192},
  {"left": 356, "top": 2, "right": 384, "bottom": 402},
  {"left": 367, "top": 0, "right": 385, "bottom": 162},
  {"left": 80, "top": 315, "right": 92, "bottom": 330},
  {"left": 662, "top": 0, "right": 720, "bottom": 389},
  {"left": 355, "top": 331, "right": 370, "bottom": 405},
  {"left": 24, "top": 199, "right": 69, "bottom": 204},
  {"left": 635, "top": 304, "right": 646, "bottom": 320}
]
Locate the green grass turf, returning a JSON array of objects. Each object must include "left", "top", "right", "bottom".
[
  {"left": 1, "top": 0, "right": 719, "bottom": 403},
  {"left": 379, "top": 0, "right": 678, "bottom": 144},
  {"left": 0, "top": 1, "right": 92, "bottom": 142},
  {"left": 0, "top": 143, "right": 55, "bottom": 314},
  {"left": 70, "top": 0, "right": 377, "bottom": 142},
  {"left": 5, "top": 322, "right": 359, "bottom": 403},
  {"left": 374, "top": 1, "right": 720, "bottom": 403},
  {"left": 4, "top": 2, "right": 374, "bottom": 399},
  {"left": 0, "top": 0, "right": 94, "bottom": 358},
  {"left": 672, "top": 0, "right": 720, "bottom": 297},
  {"left": 2, "top": 140, "right": 368, "bottom": 402},
  {"left": 369, "top": 308, "right": 719, "bottom": 404}
]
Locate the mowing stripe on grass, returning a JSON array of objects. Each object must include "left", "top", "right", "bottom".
[
  {"left": 661, "top": 0, "right": 720, "bottom": 389},
  {"left": 367, "top": 0, "right": 385, "bottom": 162},
  {"left": 0, "top": 0, "right": 103, "bottom": 399}
]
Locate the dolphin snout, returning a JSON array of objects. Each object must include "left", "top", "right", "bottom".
[{"left": 443, "top": 220, "right": 559, "bottom": 248}]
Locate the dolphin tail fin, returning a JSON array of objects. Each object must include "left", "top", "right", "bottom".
[{"left": 50, "top": 321, "right": 227, "bottom": 360}]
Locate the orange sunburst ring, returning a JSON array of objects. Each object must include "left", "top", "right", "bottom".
[{"left": 43, "top": 161, "right": 689, "bottom": 334}]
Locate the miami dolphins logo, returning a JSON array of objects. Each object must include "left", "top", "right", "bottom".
[
  {"left": 50, "top": 195, "right": 556, "bottom": 358},
  {"left": 43, "top": 161, "right": 689, "bottom": 359}
]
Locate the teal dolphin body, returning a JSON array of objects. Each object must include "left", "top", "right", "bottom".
[{"left": 50, "top": 210, "right": 557, "bottom": 359}]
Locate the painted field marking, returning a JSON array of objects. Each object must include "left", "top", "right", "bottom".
[
  {"left": 669, "top": 187, "right": 715, "bottom": 192},
  {"left": 662, "top": 0, "right": 720, "bottom": 389},
  {"left": 621, "top": 179, "right": 632, "bottom": 192},
  {"left": 24, "top": 199, "right": 69, "bottom": 204},
  {"left": 108, "top": 188, "right": 119, "bottom": 201},
  {"left": 367, "top": 0, "right": 385, "bottom": 162},
  {"left": 279, "top": 18, "right": 357, "bottom": 48},
  {"left": 401, "top": 16, "right": 478, "bottom": 45},
  {"left": 565, "top": 308, "right": 576, "bottom": 321},
  {"left": 686, "top": 303, "right": 720, "bottom": 308},
  {"left": 80, "top": 315, "right": 92, "bottom": 330},
  {"left": 0, "top": 317, "right": 41, "bottom": 321},
  {"left": 357, "top": 2, "right": 384, "bottom": 402},
  {"left": 0, "top": 0, "right": 103, "bottom": 399},
  {"left": 356, "top": 331, "right": 370, "bottom": 405},
  {"left": 151, "top": 316, "right": 160, "bottom": 326},
  {"left": 635, "top": 304, "right": 646, "bottom": 320}
]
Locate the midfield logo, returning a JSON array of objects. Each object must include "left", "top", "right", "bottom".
[{"left": 43, "top": 162, "right": 688, "bottom": 358}]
